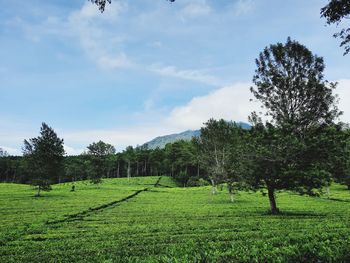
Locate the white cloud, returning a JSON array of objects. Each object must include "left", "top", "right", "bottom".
[
  {"left": 232, "top": 0, "right": 255, "bottom": 16},
  {"left": 62, "top": 126, "right": 176, "bottom": 152},
  {"left": 151, "top": 41, "right": 163, "bottom": 48},
  {"left": 69, "top": 1, "right": 127, "bottom": 23},
  {"left": 335, "top": 79, "right": 350, "bottom": 123},
  {"left": 164, "top": 79, "right": 350, "bottom": 131},
  {"left": 180, "top": 0, "right": 212, "bottom": 18},
  {"left": 3, "top": 80, "right": 350, "bottom": 155},
  {"left": 165, "top": 82, "right": 256, "bottom": 130},
  {"left": 59, "top": 83, "right": 256, "bottom": 152},
  {"left": 150, "top": 64, "right": 223, "bottom": 86},
  {"left": 97, "top": 53, "right": 133, "bottom": 69},
  {"left": 0, "top": 146, "right": 21, "bottom": 156},
  {"left": 64, "top": 145, "right": 85, "bottom": 156},
  {"left": 67, "top": 1, "right": 129, "bottom": 69}
]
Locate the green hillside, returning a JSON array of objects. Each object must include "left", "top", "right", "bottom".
[{"left": 1, "top": 177, "right": 350, "bottom": 262}]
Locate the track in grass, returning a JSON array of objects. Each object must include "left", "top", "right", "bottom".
[
  {"left": 1, "top": 177, "right": 350, "bottom": 262},
  {"left": 0, "top": 177, "right": 161, "bottom": 247},
  {"left": 46, "top": 188, "right": 149, "bottom": 225},
  {"left": 48, "top": 177, "right": 163, "bottom": 224}
]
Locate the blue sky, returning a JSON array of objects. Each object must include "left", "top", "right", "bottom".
[{"left": 1, "top": 0, "right": 350, "bottom": 155}]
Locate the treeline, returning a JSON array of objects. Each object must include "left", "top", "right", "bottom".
[
  {"left": 1, "top": 119, "right": 350, "bottom": 210},
  {"left": 0, "top": 139, "right": 204, "bottom": 187},
  {"left": 1, "top": 38, "right": 350, "bottom": 213}
]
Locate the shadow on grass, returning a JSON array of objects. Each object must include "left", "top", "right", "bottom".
[
  {"left": 261, "top": 210, "right": 327, "bottom": 218},
  {"left": 326, "top": 198, "right": 350, "bottom": 203}
]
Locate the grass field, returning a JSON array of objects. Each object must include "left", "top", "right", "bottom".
[{"left": 1, "top": 176, "right": 350, "bottom": 262}]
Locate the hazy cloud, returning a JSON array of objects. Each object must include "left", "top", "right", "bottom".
[
  {"left": 165, "top": 82, "right": 257, "bottom": 129},
  {"left": 232, "top": 0, "right": 255, "bottom": 16},
  {"left": 150, "top": 64, "right": 223, "bottom": 86},
  {"left": 180, "top": 0, "right": 212, "bottom": 18}
]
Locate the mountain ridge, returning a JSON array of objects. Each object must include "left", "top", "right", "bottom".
[{"left": 143, "top": 121, "right": 251, "bottom": 149}]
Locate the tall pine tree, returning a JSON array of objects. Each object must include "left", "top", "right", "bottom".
[{"left": 23, "top": 123, "right": 65, "bottom": 196}]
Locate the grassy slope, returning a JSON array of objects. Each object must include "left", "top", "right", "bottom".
[
  {"left": 0, "top": 177, "right": 349, "bottom": 262},
  {"left": 0, "top": 177, "right": 158, "bottom": 245}
]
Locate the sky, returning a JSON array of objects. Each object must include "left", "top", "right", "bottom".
[{"left": 0, "top": 0, "right": 349, "bottom": 155}]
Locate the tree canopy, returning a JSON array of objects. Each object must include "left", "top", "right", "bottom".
[
  {"left": 87, "top": 140, "right": 116, "bottom": 156},
  {"left": 251, "top": 37, "right": 340, "bottom": 133},
  {"left": 0, "top": 148, "right": 8, "bottom": 157},
  {"left": 23, "top": 123, "right": 65, "bottom": 196},
  {"left": 321, "top": 0, "right": 350, "bottom": 55}
]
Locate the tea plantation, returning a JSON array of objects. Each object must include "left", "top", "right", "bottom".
[{"left": 1, "top": 176, "right": 349, "bottom": 262}]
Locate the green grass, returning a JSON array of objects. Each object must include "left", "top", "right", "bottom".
[{"left": 1, "top": 176, "right": 350, "bottom": 262}]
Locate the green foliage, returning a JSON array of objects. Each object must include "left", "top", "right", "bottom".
[
  {"left": 0, "top": 177, "right": 349, "bottom": 262},
  {"left": 87, "top": 140, "right": 116, "bottom": 156},
  {"left": 251, "top": 37, "right": 340, "bottom": 131},
  {"left": 22, "top": 123, "right": 65, "bottom": 196},
  {"left": 328, "top": 127, "right": 350, "bottom": 189},
  {"left": 187, "top": 176, "right": 210, "bottom": 187},
  {"left": 164, "top": 140, "right": 199, "bottom": 185},
  {"left": 195, "top": 119, "right": 247, "bottom": 194},
  {"left": 0, "top": 147, "right": 8, "bottom": 157},
  {"left": 321, "top": 0, "right": 350, "bottom": 55},
  {"left": 85, "top": 140, "right": 116, "bottom": 184},
  {"left": 249, "top": 38, "right": 343, "bottom": 213}
]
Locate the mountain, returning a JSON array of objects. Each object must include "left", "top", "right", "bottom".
[
  {"left": 143, "top": 130, "right": 201, "bottom": 149},
  {"left": 143, "top": 122, "right": 251, "bottom": 149}
]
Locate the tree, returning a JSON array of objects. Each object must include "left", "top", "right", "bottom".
[
  {"left": 0, "top": 147, "right": 8, "bottom": 157},
  {"left": 90, "top": 0, "right": 175, "bottom": 13},
  {"left": 195, "top": 119, "right": 244, "bottom": 196},
  {"left": 64, "top": 156, "right": 89, "bottom": 183},
  {"left": 321, "top": 0, "right": 350, "bottom": 55},
  {"left": 87, "top": 140, "right": 116, "bottom": 155},
  {"left": 123, "top": 146, "right": 135, "bottom": 180},
  {"left": 166, "top": 140, "right": 197, "bottom": 187},
  {"left": 23, "top": 123, "right": 65, "bottom": 196},
  {"left": 249, "top": 38, "right": 342, "bottom": 213},
  {"left": 251, "top": 37, "right": 340, "bottom": 133},
  {"left": 86, "top": 140, "right": 116, "bottom": 184},
  {"left": 328, "top": 127, "right": 350, "bottom": 190}
]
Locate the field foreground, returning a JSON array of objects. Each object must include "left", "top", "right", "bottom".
[{"left": 0, "top": 176, "right": 350, "bottom": 262}]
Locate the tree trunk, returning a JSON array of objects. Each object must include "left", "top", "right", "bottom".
[
  {"left": 326, "top": 185, "right": 330, "bottom": 198},
  {"left": 210, "top": 179, "right": 217, "bottom": 195},
  {"left": 230, "top": 193, "right": 234, "bottom": 203},
  {"left": 36, "top": 186, "right": 41, "bottom": 197},
  {"left": 127, "top": 161, "right": 131, "bottom": 180},
  {"left": 12, "top": 169, "right": 17, "bottom": 182},
  {"left": 267, "top": 187, "right": 279, "bottom": 214},
  {"left": 197, "top": 163, "right": 200, "bottom": 177},
  {"left": 117, "top": 162, "right": 120, "bottom": 178}
]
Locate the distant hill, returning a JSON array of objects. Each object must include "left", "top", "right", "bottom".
[
  {"left": 143, "top": 130, "right": 201, "bottom": 149},
  {"left": 143, "top": 122, "right": 251, "bottom": 149}
]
